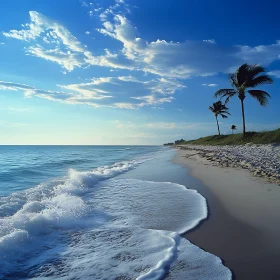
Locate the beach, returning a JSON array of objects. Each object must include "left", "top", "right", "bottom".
[{"left": 174, "top": 147, "right": 280, "bottom": 280}]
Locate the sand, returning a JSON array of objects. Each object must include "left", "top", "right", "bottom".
[{"left": 173, "top": 148, "right": 280, "bottom": 280}]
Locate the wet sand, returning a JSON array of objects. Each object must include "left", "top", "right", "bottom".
[{"left": 174, "top": 148, "right": 280, "bottom": 280}]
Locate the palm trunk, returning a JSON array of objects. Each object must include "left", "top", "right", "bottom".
[
  {"left": 215, "top": 115, "right": 220, "bottom": 135},
  {"left": 232, "top": 129, "right": 233, "bottom": 134},
  {"left": 241, "top": 99, "right": 246, "bottom": 135}
]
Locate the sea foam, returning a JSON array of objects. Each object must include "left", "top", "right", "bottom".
[{"left": 0, "top": 155, "right": 231, "bottom": 279}]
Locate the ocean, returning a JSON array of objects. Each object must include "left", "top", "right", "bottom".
[{"left": 0, "top": 145, "right": 231, "bottom": 279}]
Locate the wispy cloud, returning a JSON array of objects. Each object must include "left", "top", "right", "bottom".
[
  {"left": 96, "top": 13, "right": 280, "bottom": 78},
  {"left": 0, "top": 80, "right": 79, "bottom": 102},
  {"left": 27, "top": 45, "right": 84, "bottom": 71},
  {"left": 202, "top": 83, "right": 218, "bottom": 87},
  {"left": 131, "top": 95, "right": 174, "bottom": 107},
  {"left": 267, "top": 70, "right": 280, "bottom": 78},
  {"left": 3, "top": 11, "right": 87, "bottom": 71},
  {"left": 58, "top": 75, "right": 184, "bottom": 108},
  {"left": 3, "top": 7, "right": 280, "bottom": 112},
  {"left": 5, "top": 9, "right": 280, "bottom": 79},
  {"left": 0, "top": 76, "right": 183, "bottom": 109}
]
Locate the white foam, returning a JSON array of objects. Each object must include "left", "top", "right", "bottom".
[
  {"left": 94, "top": 179, "right": 208, "bottom": 234},
  {"left": 0, "top": 157, "right": 231, "bottom": 279},
  {"left": 18, "top": 228, "right": 230, "bottom": 280}
]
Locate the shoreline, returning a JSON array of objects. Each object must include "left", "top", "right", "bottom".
[{"left": 173, "top": 148, "right": 280, "bottom": 280}]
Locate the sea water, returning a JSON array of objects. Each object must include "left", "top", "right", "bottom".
[{"left": 0, "top": 146, "right": 231, "bottom": 279}]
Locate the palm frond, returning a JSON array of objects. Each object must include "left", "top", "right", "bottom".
[
  {"left": 224, "top": 91, "right": 238, "bottom": 104},
  {"left": 209, "top": 101, "right": 230, "bottom": 117},
  {"left": 248, "top": 90, "right": 271, "bottom": 106},
  {"left": 214, "top": 88, "right": 236, "bottom": 98},
  {"left": 246, "top": 75, "right": 273, "bottom": 88},
  {"left": 247, "top": 64, "right": 266, "bottom": 78},
  {"left": 228, "top": 73, "right": 238, "bottom": 88},
  {"left": 236, "top": 63, "right": 250, "bottom": 85},
  {"left": 220, "top": 110, "right": 231, "bottom": 115},
  {"left": 220, "top": 114, "right": 229, "bottom": 119}
]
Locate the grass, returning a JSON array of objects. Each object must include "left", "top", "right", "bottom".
[{"left": 182, "top": 128, "right": 280, "bottom": 145}]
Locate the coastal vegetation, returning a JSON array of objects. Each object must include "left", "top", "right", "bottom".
[
  {"left": 163, "top": 142, "right": 174, "bottom": 146},
  {"left": 174, "top": 139, "right": 185, "bottom": 145},
  {"left": 231, "top": 125, "right": 237, "bottom": 134},
  {"left": 172, "top": 128, "right": 280, "bottom": 146},
  {"left": 209, "top": 101, "right": 230, "bottom": 135},
  {"left": 214, "top": 64, "right": 273, "bottom": 135}
]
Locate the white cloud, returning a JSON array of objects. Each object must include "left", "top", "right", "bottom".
[
  {"left": 59, "top": 80, "right": 112, "bottom": 101},
  {"left": 4, "top": 11, "right": 84, "bottom": 52},
  {"left": 0, "top": 80, "right": 77, "bottom": 101},
  {"left": 203, "top": 39, "right": 216, "bottom": 44},
  {"left": 150, "top": 78, "right": 186, "bottom": 94},
  {"left": 58, "top": 75, "right": 184, "bottom": 108},
  {"left": 268, "top": 70, "right": 280, "bottom": 78},
  {"left": 112, "top": 102, "right": 137, "bottom": 109},
  {"left": 202, "top": 83, "right": 218, "bottom": 87},
  {"left": 5, "top": 10, "right": 280, "bottom": 80},
  {"left": 27, "top": 45, "right": 84, "bottom": 71},
  {"left": 3, "top": 11, "right": 86, "bottom": 71},
  {"left": 131, "top": 95, "right": 174, "bottom": 106},
  {"left": 97, "top": 15, "right": 280, "bottom": 78},
  {"left": 3, "top": 8, "right": 280, "bottom": 112},
  {"left": 0, "top": 80, "right": 103, "bottom": 108},
  {"left": 0, "top": 74, "right": 183, "bottom": 109}
]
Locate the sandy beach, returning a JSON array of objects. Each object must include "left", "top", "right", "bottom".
[{"left": 174, "top": 147, "right": 280, "bottom": 280}]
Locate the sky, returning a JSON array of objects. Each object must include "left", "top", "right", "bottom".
[{"left": 0, "top": 0, "right": 280, "bottom": 145}]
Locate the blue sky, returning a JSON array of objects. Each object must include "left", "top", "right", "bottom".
[{"left": 0, "top": 0, "right": 280, "bottom": 144}]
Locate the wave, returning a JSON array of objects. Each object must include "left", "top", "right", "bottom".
[{"left": 0, "top": 155, "right": 231, "bottom": 279}]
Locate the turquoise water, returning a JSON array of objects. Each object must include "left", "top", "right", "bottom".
[{"left": 0, "top": 145, "right": 161, "bottom": 196}]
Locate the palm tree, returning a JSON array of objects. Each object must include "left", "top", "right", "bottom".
[
  {"left": 209, "top": 101, "right": 231, "bottom": 135},
  {"left": 231, "top": 125, "right": 237, "bottom": 134},
  {"left": 214, "top": 64, "right": 273, "bottom": 135}
]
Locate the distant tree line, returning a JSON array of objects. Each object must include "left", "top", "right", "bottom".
[
  {"left": 163, "top": 139, "right": 186, "bottom": 146},
  {"left": 163, "top": 142, "right": 174, "bottom": 146}
]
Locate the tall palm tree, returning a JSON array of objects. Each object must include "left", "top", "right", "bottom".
[
  {"left": 214, "top": 64, "right": 273, "bottom": 135},
  {"left": 231, "top": 125, "right": 237, "bottom": 134},
  {"left": 209, "top": 101, "right": 231, "bottom": 135}
]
